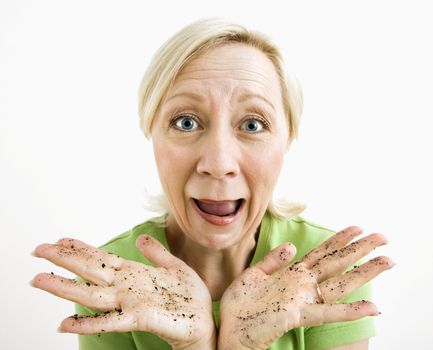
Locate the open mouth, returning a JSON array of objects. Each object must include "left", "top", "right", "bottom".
[{"left": 193, "top": 198, "right": 244, "bottom": 217}]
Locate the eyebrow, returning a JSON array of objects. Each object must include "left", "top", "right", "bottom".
[
  {"left": 165, "top": 92, "right": 205, "bottom": 103},
  {"left": 165, "top": 91, "right": 276, "bottom": 111},
  {"left": 237, "top": 93, "right": 276, "bottom": 111}
]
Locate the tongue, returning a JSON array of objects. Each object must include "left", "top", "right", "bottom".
[{"left": 195, "top": 200, "right": 239, "bottom": 216}]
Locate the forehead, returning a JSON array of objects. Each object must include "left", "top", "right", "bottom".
[{"left": 165, "top": 43, "right": 283, "bottom": 104}]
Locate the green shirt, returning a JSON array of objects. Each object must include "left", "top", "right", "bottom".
[{"left": 77, "top": 212, "right": 375, "bottom": 349}]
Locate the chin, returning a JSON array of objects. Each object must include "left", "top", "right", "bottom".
[
  {"left": 194, "top": 229, "right": 245, "bottom": 251},
  {"left": 189, "top": 215, "right": 252, "bottom": 252}
]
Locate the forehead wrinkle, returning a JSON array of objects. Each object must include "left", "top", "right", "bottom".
[
  {"left": 163, "top": 80, "right": 235, "bottom": 115},
  {"left": 168, "top": 47, "right": 283, "bottom": 113},
  {"left": 177, "top": 67, "right": 276, "bottom": 88},
  {"left": 180, "top": 50, "right": 272, "bottom": 73},
  {"left": 168, "top": 76, "right": 278, "bottom": 108},
  {"left": 175, "top": 65, "right": 281, "bottom": 108},
  {"left": 176, "top": 43, "right": 281, "bottom": 89}
]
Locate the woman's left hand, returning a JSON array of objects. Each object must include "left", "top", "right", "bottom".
[
  {"left": 31, "top": 235, "right": 216, "bottom": 350},
  {"left": 218, "top": 226, "right": 394, "bottom": 350}
]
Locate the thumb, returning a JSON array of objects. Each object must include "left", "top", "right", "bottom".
[
  {"left": 136, "top": 234, "right": 180, "bottom": 269},
  {"left": 254, "top": 242, "right": 296, "bottom": 275}
]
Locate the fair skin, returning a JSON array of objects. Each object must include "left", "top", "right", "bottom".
[
  {"left": 32, "top": 236, "right": 216, "bottom": 349},
  {"left": 218, "top": 225, "right": 389, "bottom": 349},
  {"left": 32, "top": 43, "right": 393, "bottom": 349},
  {"left": 152, "top": 43, "right": 289, "bottom": 301}
]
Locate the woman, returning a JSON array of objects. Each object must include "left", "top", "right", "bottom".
[{"left": 32, "top": 18, "right": 393, "bottom": 350}]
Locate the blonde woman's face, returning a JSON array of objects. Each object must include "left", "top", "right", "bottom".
[{"left": 151, "top": 43, "right": 289, "bottom": 250}]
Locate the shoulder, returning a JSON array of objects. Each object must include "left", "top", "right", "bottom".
[
  {"left": 97, "top": 215, "right": 167, "bottom": 265},
  {"left": 272, "top": 214, "right": 335, "bottom": 236},
  {"left": 265, "top": 213, "right": 336, "bottom": 261}
]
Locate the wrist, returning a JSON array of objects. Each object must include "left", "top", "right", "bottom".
[
  {"left": 218, "top": 342, "right": 251, "bottom": 350},
  {"left": 217, "top": 330, "right": 266, "bottom": 350},
  {"left": 217, "top": 337, "right": 254, "bottom": 350},
  {"left": 172, "top": 327, "right": 217, "bottom": 350}
]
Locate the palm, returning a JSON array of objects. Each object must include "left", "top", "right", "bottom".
[
  {"left": 32, "top": 235, "right": 214, "bottom": 348},
  {"left": 219, "top": 226, "right": 393, "bottom": 350},
  {"left": 220, "top": 261, "right": 319, "bottom": 349}
]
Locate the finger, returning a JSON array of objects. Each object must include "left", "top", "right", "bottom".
[
  {"left": 33, "top": 239, "right": 123, "bottom": 286},
  {"left": 59, "top": 310, "right": 137, "bottom": 334},
  {"left": 300, "top": 300, "right": 379, "bottom": 327},
  {"left": 319, "top": 256, "right": 395, "bottom": 303},
  {"left": 253, "top": 242, "right": 296, "bottom": 275},
  {"left": 136, "top": 235, "right": 181, "bottom": 269},
  {"left": 55, "top": 238, "right": 124, "bottom": 269},
  {"left": 302, "top": 226, "right": 363, "bottom": 267},
  {"left": 31, "top": 273, "right": 118, "bottom": 311},
  {"left": 311, "top": 233, "right": 388, "bottom": 282}
]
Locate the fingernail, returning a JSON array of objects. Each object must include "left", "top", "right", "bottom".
[
  {"left": 378, "top": 233, "right": 389, "bottom": 245},
  {"left": 138, "top": 234, "right": 151, "bottom": 243},
  {"left": 278, "top": 249, "right": 290, "bottom": 261}
]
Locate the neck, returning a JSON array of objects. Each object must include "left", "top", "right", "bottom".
[{"left": 165, "top": 214, "right": 260, "bottom": 301}]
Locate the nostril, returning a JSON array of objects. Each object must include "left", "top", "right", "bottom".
[
  {"left": 198, "top": 170, "right": 238, "bottom": 179},
  {"left": 196, "top": 162, "right": 240, "bottom": 178},
  {"left": 195, "top": 146, "right": 239, "bottom": 177}
]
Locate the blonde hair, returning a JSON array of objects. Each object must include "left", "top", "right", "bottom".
[{"left": 138, "top": 18, "right": 306, "bottom": 220}]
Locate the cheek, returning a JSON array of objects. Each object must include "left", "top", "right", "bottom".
[
  {"left": 153, "top": 140, "right": 193, "bottom": 195},
  {"left": 153, "top": 141, "right": 171, "bottom": 181},
  {"left": 245, "top": 142, "right": 286, "bottom": 190}
]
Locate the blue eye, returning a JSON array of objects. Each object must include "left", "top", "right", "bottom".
[
  {"left": 242, "top": 119, "right": 264, "bottom": 133},
  {"left": 173, "top": 116, "right": 198, "bottom": 131}
]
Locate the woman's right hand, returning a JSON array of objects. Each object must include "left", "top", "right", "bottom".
[
  {"left": 31, "top": 235, "right": 216, "bottom": 350},
  {"left": 218, "top": 226, "right": 394, "bottom": 350}
]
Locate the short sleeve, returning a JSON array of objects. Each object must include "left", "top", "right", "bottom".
[{"left": 304, "top": 282, "right": 376, "bottom": 350}]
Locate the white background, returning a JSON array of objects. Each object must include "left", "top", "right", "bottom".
[{"left": 1, "top": 1, "right": 432, "bottom": 349}]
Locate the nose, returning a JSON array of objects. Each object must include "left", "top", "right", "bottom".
[{"left": 196, "top": 128, "right": 240, "bottom": 179}]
